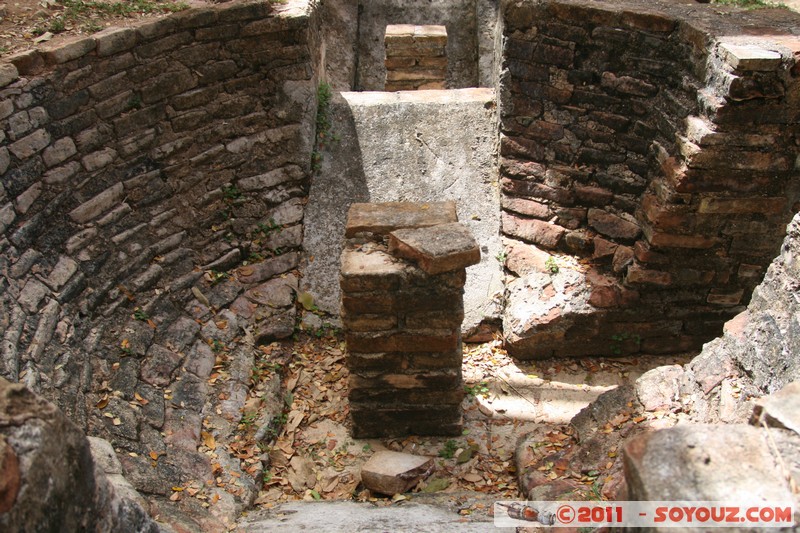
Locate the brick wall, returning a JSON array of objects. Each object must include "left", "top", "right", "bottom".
[
  {"left": 340, "top": 202, "right": 479, "bottom": 437},
  {"left": 0, "top": 0, "right": 320, "bottom": 497},
  {"left": 499, "top": 0, "right": 800, "bottom": 358},
  {"left": 384, "top": 24, "right": 447, "bottom": 91}
]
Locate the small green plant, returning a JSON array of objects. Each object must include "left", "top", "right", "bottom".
[
  {"left": 609, "top": 332, "right": 642, "bottom": 355},
  {"left": 311, "top": 81, "right": 336, "bottom": 173},
  {"left": 82, "top": 21, "right": 103, "bottom": 33},
  {"left": 210, "top": 339, "right": 225, "bottom": 353},
  {"left": 465, "top": 382, "right": 490, "bottom": 398},
  {"left": 495, "top": 250, "right": 508, "bottom": 264},
  {"left": 438, "top": 439, "right": 459, "bottom": 459},
  {"left": 240, "top": 412, "right": 258, "bottom": 428},
  {"left": 262, "top": 471, "right": 273, "bottom": 484},
  {"left": 132, "top": 307, "right": 150, "bottom": 321},
  {"left": 206, "top": 269, "right": 229, "bottom": 285},
  {"left": 362, "top": 443, "right": 372, "bottom": 453},
  {"left": 128, "top": 94, "right": 142, "bottom": 110},
  {"left": 257, "top": 219, "right": 281, "bottom": 236},
  {"left": 49, "top": 17, "right": 66, "bottom": 33},
  {"left": 222, "top": 185, "right": 242, "bottom": 201},
  {"left": 545, "top": 257, "right": 559, "bottom": 274}
]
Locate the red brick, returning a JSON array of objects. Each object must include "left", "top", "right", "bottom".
[
  {"left": 588, "top": 208, "right": 641, "bottom": 240},
  {"left": 644, "top": 227, "right": 717, "bottom": 249},
  {"left": 612, "top": 245, "right": 634, "bottom": 273},
  {"left": 501, "top": 177, "right": 575, "bottom": 204},
  {"left": 626, "top": 264, "right": 672, "bottom": 286},
  {"left": 706, "top": 288, "right": 744, "bottom": 306},
  {"left": 345, "top": 201, "right": 457, "bottom": 237},
  {"left": 634, "top": 240, "right": 668, "bottom": 264},
  {"left": 698, "top": 197, "right": 785, "bottom": 215},
  {"left": 349, "top": 370, "right": 460, "bottom": 390},
  {"left": 346, "top": 332, "right": 459, "bottom": 354},
  {"left": 342, "top": 313, "right": 398, "bottom": 332},
  {"left": 501, "top": 195, "right": 550, "bottom": 219},
  {"left": 388, "top": 223, "right": 480, "bottom": 275},
  {"left": 405, "top": 310, "right": 464, "bottom": 329},
  {"left": 502, "top": 212, "right": 565, "bottom": 249},
  {"left": 575, "top": 185, "right": 614, "bottom": 206},
  {"left": 593, "top": 236, "right": 618, "bottom": 259}
]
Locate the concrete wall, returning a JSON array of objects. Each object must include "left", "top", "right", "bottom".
[
  {"left": 0, "top": 0, "right": 320, "bottom": 500},
  {"left": 498, "top": 0, "right": 800, "bottom": 358}
]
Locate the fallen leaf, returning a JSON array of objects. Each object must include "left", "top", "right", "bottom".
[
  {"left": 149, "top": 451, "right": 160, "bottom": 461},
  {"left": 134, "top": 392, "right": 150, "bottom": 405},
  {"left": 239, "top": 266, "right": 254, "bottom": 276},
  {"left": 296, "top": 292, "right": 315, "bottom": 311},
  {"left": 201, "top": 431, "right": 217, "bottom": 450},
  {"left": 112, "top": 417, "right": 122, "bottom": 426},
  {"left": 96, "top": 397, "right": 109, "bottom": 409},
  {"left": 169, "top": 492, "right": 181, "bottom": 501},
  {"left": 422, "top": 477, "right": 450, "bottom": 493},
  {"left": 463, "top": 473, "right": 483, "bottom": 483}
]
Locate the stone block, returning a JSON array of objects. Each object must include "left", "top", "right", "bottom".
[
  {"left": 94, "top": 27, "right": 138, "bottom": 56},
  {"left": 340, "top": 247, "right": 406, "bottom": 292},
  {"left": 501, "top": 212, "right": 565, "bottom": 249},
  {"left": 751, "top": 381, "right": 800, "bottom": 435},
  {"left": 719, "top": 43, "right": 782, "bottom": 72},
  {"left": 698, "top": 197, "right": 785, "bottom": 215},
  {"left": 345, "top": 201, "right": 457, "bottom": 237},
  {"left": 8, "top": 129, "right": 50, "bottom": 160},
  {"left": 360, "top": 450, "right": 434, "bottom": 495},
  {"left": 588, "top": 208, "right": 641, "bottom": 240},
  {"left": 69, "top": 183, "right": 124, "bottom": 224},
  {"left": 626, "top": 265, "right": 672, "bottom": 287},
  {"left": 388, "top": 223, "right": 480, "bottom": 275}
]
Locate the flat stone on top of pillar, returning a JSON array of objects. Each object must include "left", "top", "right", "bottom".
[
  {"left": 389, "top": 222, "right": 481, "bottom": 275},
  {"left": 345, "top": 201, "right": 457, "bottom": 237}
]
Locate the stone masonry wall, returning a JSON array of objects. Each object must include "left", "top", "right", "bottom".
[
  {"left": 499, "top": 0, "right": 800, "bottom": 358},
  {"left": 341, "top": 202, "right": 479, "bottom": 438},
  {"left": 0, "top": 0, "right": 320, "bottom": 511}
]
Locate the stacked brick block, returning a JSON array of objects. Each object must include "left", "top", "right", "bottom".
[
  {"left": 384, "top": 24, "right": 447, "bottom": 91},
  {"left": 499, "top": 0, "right": 800, "bottom": 358},
  {"left": 340, "top": 202, "right": 480, "bottom": 437}
]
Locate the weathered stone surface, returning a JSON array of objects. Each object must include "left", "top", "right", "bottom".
[
  {"left": 360, "top": 450, "right": 434, "bottom": 495},
  {"left": 751, "top": 381, "right": 800, "bottom": 435},
  {"left": 69, "top": 183, "right": 124, "bottom": 223},
  {"left": 0, "top": 379, "right": 159, "bottom": 532},
  {"left": 346, "top": 201, "right": 458, "bottom": 237},
  {"left": 719, "top": 43, "right": 782, "bottom": 72},
  {"left": 635, "top": 365, "right": 683, "bottom": 412},
  {"left": 624, "top": 424, "right": 795, "bottom": 502},
  {"left": 388, "top": 222, "right": 480, "bottom": 274},
  {"left": 588, "top": 209, "right": 640, "bottom": 241}
]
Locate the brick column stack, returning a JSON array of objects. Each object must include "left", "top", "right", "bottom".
[
  {"left": 384, "top": 24, "right": 447, "bottom": 91},
  {"left": 340, "top": 202, "right": 480, "bottom": 438}
]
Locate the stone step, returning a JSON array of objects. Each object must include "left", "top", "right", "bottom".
[
  {"left": 302, "top": 88, "right": 502, "bottom": 335},
  {"left": 238, "top": 493, "right": 514, "bottom": 532}
]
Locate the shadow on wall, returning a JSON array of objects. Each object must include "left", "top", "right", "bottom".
[{"left": 302, "top": 91, "right": 369, "bottom": 317}]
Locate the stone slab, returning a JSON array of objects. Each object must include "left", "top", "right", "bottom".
[
  {"left": 238, "top": 500, "right": 510, "bottom": 532},
  {"left": 388, "top": 222, "right": 480, "bottom": 274},
  {"left": 360, "top": 450, "right": 434, "bottom": 495},
  {"left": 719, "top": 43, "right": 782, "bottom": 72},
  {"left": 345, "top": 201, "right": 457, "bottom": 237},
  {"left": 751, "top": 380, "right": 800, "bottom": 436}
]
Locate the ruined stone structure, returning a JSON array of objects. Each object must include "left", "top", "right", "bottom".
[
  {"left": 384, "top": 25, "right": 448, "bottom": 91},
  {"left": 0, "top": 0, "right": 798, "bottom": 528},
  {"left": 499, "top": 1, "right": 800, "bottom": 359},
  {"left": 340, "top": 202, "right": 479, "bottom": 437}
]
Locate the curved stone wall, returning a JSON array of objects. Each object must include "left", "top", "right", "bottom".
[
  {"left": 1, "top": 0, "right": 799, "bottom": 523},
  {"left": 498, "top": 0, "right": 800, "bottom": 358},
  {"left": 0, "top": 0, "right": 320, "bottom": 509}
]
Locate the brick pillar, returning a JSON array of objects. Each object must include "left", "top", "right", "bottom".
[
  {"left": 341, "top": 202, "right": 480, "bottom": 438},
  {"left": 384, "top": 24, "right": 447, "bottom": 91}
]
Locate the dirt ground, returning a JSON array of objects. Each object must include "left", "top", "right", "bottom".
[{"left": 0, "top": 0, "right": 209, "bottom": 57}]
